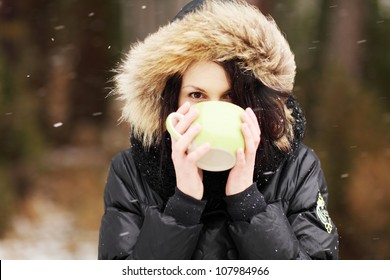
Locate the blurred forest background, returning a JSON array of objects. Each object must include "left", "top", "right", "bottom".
[{"left": 0, "top": 0, "right": 389, "bottom": 259}]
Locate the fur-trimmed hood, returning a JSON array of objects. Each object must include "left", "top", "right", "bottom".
[{"left": 115, "top": 0, "right": 296, "bottom": 148}]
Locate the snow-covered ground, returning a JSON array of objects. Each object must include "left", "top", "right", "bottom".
[{"left": 0, "top": 195, "right": 98, "bottom": 260}]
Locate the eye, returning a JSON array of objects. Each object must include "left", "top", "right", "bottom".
[
  {"left": 189, "top": 92, "right": 205, "bottom": 99},
  {"left": 222, "top": 91, "right": 233, "bottom": 101}
]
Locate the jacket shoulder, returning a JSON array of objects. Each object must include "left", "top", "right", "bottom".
[
  {"left": 110, "top": 149, "right": 134, "bottom": 175},
  {"left": 105, "top": 149, "right": 163, "bottom": 209},
  {"left": 293, "top": 143, "right": 320, "bottom": 164},
  {"left": 283, "top": 144, "right": 328, "bottom": 211}
]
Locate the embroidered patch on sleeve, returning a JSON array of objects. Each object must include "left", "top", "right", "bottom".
[{"left": 316, "top": 193, "right": 333, "bottom": 234}]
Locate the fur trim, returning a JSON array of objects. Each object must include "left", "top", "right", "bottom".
[
  {"left": 115, "top": 0, "right": 296, "bottom": 148},
  {"left": 279, "top": 104, "right": 294, "bottom": 151}
]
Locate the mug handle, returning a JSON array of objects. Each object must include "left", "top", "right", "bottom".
[{"left": 166, "top": 112, "right": 185, "bottom": 140}]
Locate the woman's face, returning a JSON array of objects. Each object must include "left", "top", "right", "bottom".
[{"left": 178, "top": 61, "right": 232, "bottom": 107}]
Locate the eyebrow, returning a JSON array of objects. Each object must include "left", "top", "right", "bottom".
[
  {"left": 182, "top": 85, "right": 206, "bottom": 92},
  {"left": 182, "top": 85, "right": 231, "bottom": 94}
]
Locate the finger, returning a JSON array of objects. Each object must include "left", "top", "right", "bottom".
[
  {"left": 187, "top": 143, "right": 211, "bottom": 164},
  {"left": 171, "top": 134, "right": 178, "bottom": 146},
  {"left": 246, "top": 107, "right": 261, "bottom": 136},
  {"left": 235, "top": 147, "right": 246, "bottom": 166},
  {"left": 243, "top": 109, "right": 260, "bottom": 136},
  {"left": 177, "top": 101, "right": 191, "bottom": 115},
  {"left": 175, "top": 123, "right": 201, "bottom": 154},
  {"left": 242, "top": 110, "right": 260, "bottom": 146},
  {"left": 175, "top": 107, "right": 199, "bottom": 135},
  {"left": 170, "top": 102, "right": 191, "bottom": 127},
  {"left": 241, "top": 123, "right": 256, "bottom": 158}
]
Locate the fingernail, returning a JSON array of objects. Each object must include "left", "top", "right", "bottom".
[
  {"left": 192, "top": 123, "right": 201, "bottom": 131},
  {"left": 190, "top": 107, "right": 200, "bottom": 117},
  {"left": 180, "top": 102, "right": 190, "bottom": 109}
]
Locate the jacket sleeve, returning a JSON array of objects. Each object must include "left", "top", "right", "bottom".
[
  {"left": 226, "top": 146, "right": 339, "bottom": 259},
  {"left": 98, "top": 150, "right": 203, "bottom": 260}
]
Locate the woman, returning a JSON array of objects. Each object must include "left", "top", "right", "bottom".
[{"left": 98, "top": 0, "right": 339, "bottom": 259}]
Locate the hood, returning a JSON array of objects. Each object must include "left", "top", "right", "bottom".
[{"left": 115, "top": 0, "right": 296, "bottom": 148}]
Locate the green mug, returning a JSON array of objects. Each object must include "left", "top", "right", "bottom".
[{"left": 166, "top": 101, "right": 245, "bottom": 171}]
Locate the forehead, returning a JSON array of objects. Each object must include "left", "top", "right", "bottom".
[{"left": 182, "top": 61, "right": 231, "bottom": 88}]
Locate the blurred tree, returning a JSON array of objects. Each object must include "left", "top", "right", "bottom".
[
  {"left": 0, "top": 0, "right": 121, "bottom": 236},
  {"left": 0, "top": 0, "right": 45, "bottom": 236},
  {"left": 316, "top": 0, "right": 389, "bottom": 259},
  {"left": 36, "top": 0, "right": 121, "bottom": 145},
  {"left": 271, "top": 0, "right": 390, "bottom": 259}
]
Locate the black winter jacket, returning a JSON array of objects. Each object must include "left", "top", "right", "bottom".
[{"left": 98, "top": 143, "right": 338, "bottom": 260}]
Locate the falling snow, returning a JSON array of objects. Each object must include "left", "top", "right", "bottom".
[{"left": 54, "top": 25, "right": 65, "bottom": 30}]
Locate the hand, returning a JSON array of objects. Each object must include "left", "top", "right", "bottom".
[
  {"left": 170, "top": 102, "right": 211, "bottom": 200},
  {"left": 226, "top": 107, "right": 261, "bottom": 196}
]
